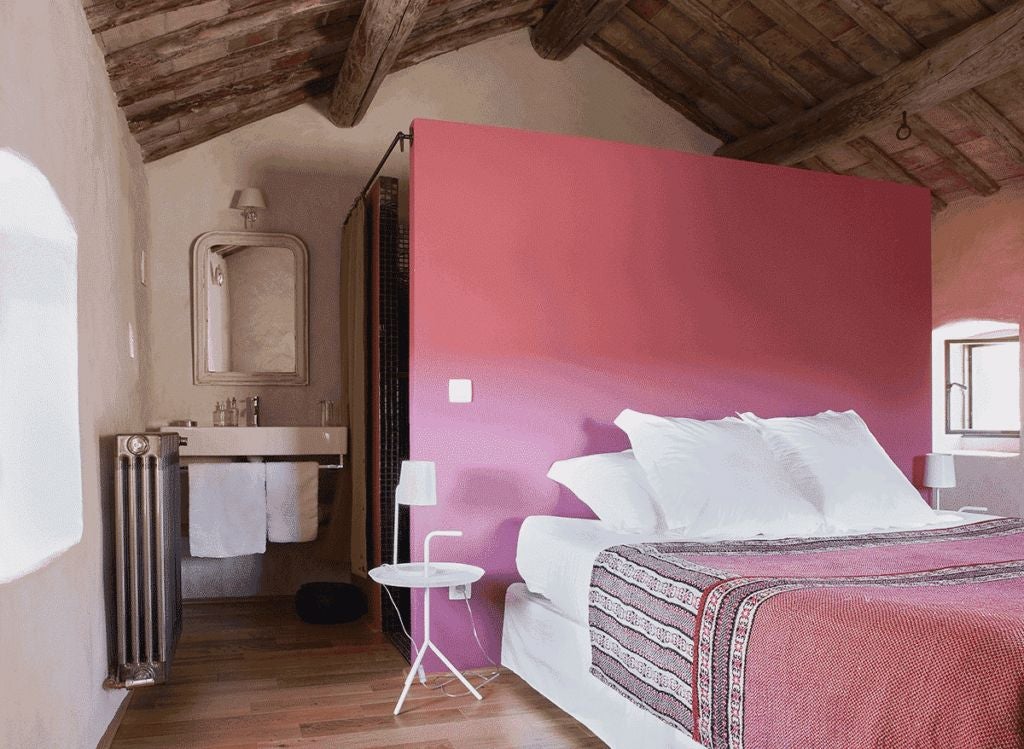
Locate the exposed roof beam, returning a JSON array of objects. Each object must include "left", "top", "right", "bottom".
[
  {"left": 950, "top": 89, "right": 1024, "bottom": 162},
  {"left": 747, "top": 0, "right": 868, "bottom": 85},
  {"left": 716, "top": 3, "right": 1024, "bottom": 165},
  {"left": 328, "top": 0, "right": 430, "bottom": 127},
  {"left": 666, "top": 0, "right": 816, "bottom": 108},
  {"left": 847, "top": 136, "right": 946, "bottom": 212},
  {"left": 103, "top": 0, "right": 359, "bottom": 80},
  {"left": 833, "top": 0, "right": 923, "bottom": 58},
  {"left": 908, "top": 113, "right": 999, "bottom": 196},
  {"left": 530, "top": 0, "right": 630, "bottom": 61}
]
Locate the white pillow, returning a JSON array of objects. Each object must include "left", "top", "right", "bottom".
[
  {"left": 547, "top": 450, "right": 664, "bottom": 532},
  {"left": 613, "top": 409, "right": 823, "bottom": 538},
  {"left": 739, "top": 410, "right": 936, "bottom": 532}
]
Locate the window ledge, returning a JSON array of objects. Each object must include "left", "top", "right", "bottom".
[{"left": 950, "top": 449, "right": 1020, "bottom": 458}]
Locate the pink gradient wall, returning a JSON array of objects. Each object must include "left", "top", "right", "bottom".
[{"left": 408, "top": 118, "right": 933, "bottom": 669}]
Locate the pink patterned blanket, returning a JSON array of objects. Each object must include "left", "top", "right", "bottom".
[{"left": 589, "top": 517, "right": 1024, "bottom": 749}]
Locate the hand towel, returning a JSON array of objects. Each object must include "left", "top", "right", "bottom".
[
  {"left": 188, "top": 462, "right": 267, "bottom": 557},
  {"left": 266, "top": 462, "right": 319, "bottom": 543}
]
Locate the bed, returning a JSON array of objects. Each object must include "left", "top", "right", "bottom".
[{"left": 502, "top": 512, "right": 1024, "bottom": 749}]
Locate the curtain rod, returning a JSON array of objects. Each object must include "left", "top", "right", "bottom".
[{"left": 343, "top": 130, "right": 412, "bottom": 226}]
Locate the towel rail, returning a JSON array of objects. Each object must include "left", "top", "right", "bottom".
[{"left": 178, "top": 464, "right": 342, "bottom": 470}]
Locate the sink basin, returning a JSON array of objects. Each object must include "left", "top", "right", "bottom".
[{"left": 159, "top": 426, "right": 347, "bottom": 458}]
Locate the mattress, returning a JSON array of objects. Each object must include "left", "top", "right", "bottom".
[
  {"left": 515, "top": 511, "right": 991, "bottom": 626},
  {"left": 501, "top": 582, "right": 701, "bottom": 749}
]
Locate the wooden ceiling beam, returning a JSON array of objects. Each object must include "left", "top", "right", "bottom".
[
  {"left": 397, "top": 5, "right": 546, "bottom": 69},
  {"left": 327, "top": 0, "right": 430, "bottom": 127},
  {"left": 847, "top": 136, "right": 947, "bottom": 212},
  {"left": 103, "top": 0, "right": 359, "bottom": 80},
  {"left": 529, "top": 0, "right": 630, "bottom": 61},
  {"left": 833, "top": 0, "right": 923, "bottom": 58},
  {"left": 950, "top": 89, "right": 1024, "bottom": 161},
  {"left": 141, "top": 87, "right": 318, "bottom": 162},
  {"left": 716, "top": 3, "right": 1024, "bottom": 165},
  {"left": 585, "top": 35, "right": 736, "bottom": 141},
  {"left": 747, "top": 0, "right": 868, "bottom": 85},
  {"left": 908, "top": 113, "right": 1000, "bottom": 195},
  {"left": 85, "top": 0, "right": 210, "bottom": 34},
  {"left": 612, "top": 9, "right": 775, "bottom": 132},
  {"left": 799, "top": 155, "right": 836, "bottom": 173},
  {"left": 118, "top": 18, "right": 356, "bottom": 113},
  {"left": 666, "top": 0, "right": 817, "bottom": 109}
]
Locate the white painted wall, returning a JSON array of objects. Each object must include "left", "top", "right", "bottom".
[
  {"left": 932, "top": 187, "right": 1024, "bottom": 517},
  {"left": 143, "top": 29, "right": 720, "bottom": 431},
  {"left": 0, "top": 1, "right": 150, "bottom": 747}
]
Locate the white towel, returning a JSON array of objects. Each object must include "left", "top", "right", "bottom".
[
  {"left": 188, "top": 463, "right": 267, "bottom": 557},
  {"left": 266, "top": 462, "right": 319, "bottom": 543}
]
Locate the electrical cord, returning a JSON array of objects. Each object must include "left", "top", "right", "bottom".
[{"left": 381, "top": 576, "right": 501, "bottom": 698}]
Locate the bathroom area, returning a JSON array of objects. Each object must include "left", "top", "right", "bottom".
[{"left": 140, "top": 148, "right": 401, "bottom": 602}]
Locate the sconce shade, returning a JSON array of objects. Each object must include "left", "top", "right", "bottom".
[
  {"left": 923, "top": 453, "right": 956, "bottom": 489},
  {"left": 396, "top": 460, "right": 437, "bottom": 506},
  {"left": 237, "top": 187, "right": 266, "bottom": 210}
]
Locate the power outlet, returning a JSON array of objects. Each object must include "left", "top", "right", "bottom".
[{"left": 449, "top": 582, "right": 472, "bottom": 600}]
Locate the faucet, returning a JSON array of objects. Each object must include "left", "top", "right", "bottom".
[{"left": 246, "top": 395, "right": 261, "bottom": 427}]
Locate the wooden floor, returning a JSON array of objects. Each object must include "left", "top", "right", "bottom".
[{"left": 111, "top": 598, "right": 603, "bottom": 749}]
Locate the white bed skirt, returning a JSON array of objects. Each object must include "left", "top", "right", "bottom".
[{"left": 501, "top": 582, "right": 701, "bottom": 749}]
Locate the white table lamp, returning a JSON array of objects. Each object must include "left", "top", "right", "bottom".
[
  {"left": 923, "top": 453, "right": 956, "bottom": 510},
  {"left": 393, "top": 460, "right": 437, "bottom": 565}
]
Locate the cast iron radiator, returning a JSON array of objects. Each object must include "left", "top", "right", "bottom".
[{"left": 108, "top": 433, "right": 183, "bottom": 688}]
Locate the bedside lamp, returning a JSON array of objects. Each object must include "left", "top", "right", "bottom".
[
  {"left": 923, "top": 453, "right": 956, "bottom": 510},
  {"left": 393, "top": 460, "right": 436, "bottom": 566}
]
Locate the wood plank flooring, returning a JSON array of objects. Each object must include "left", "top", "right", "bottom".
[{"left": 111, "top": 598, "right": 603, "bottom": 749}]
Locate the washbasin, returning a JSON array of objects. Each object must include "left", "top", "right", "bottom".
[{"left": 159, "top": 426, "right": 347, "bottom": 458}]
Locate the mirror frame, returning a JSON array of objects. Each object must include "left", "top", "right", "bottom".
[{"left": 191, "top": 230, "right": 309, "bottom": 386}]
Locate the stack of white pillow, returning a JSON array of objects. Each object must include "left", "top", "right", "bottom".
[{"left": 547, "top": 408, "right": 937, "bottom": 539}]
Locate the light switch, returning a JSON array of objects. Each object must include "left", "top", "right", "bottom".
[{"left": 448, "top": 379, "right": 472, "bottom": 403}]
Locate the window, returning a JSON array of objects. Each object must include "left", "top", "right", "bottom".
[
  {"left": 945, "top": 336, "right": 1021, "bottom": 436},
  {"left": 0, "top": 149, "right": 83, "bottom": 583}
]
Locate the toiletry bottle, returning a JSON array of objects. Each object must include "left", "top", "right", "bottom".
[
  {"left": 213, "top": 401, "right": 223, "bottom": 427},
  {"left": 246, "top": 395, "right": 260, "bottom": 427},
  {"left": 227, "top": 398, "right": 239, "bottom": 427}
]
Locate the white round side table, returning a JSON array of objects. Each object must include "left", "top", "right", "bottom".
[{"left": 369, "top": 561, "right": 485, "bottom": 715}]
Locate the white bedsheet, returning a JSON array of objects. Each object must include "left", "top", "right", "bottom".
[
  {"left": 516, "top": 511, "right": 992, "bottom": 625},
  {"left": 502, "top": 582, "right": 700, "bottom": 749}
]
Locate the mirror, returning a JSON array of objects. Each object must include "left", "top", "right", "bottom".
[{"left": 191, "top": 231, "right": 308, "bottom": 385}]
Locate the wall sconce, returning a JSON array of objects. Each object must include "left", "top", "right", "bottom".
[{"left": 236, "top": 187, "right": 266, "bottom": 230}]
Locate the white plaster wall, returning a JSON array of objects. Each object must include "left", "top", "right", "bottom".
[
  {"left": 143, "top": 29, "right": 719, "bottom": 430},
  {"left": 932, "top": 187, "right": 1024, "bottom": 518},
  {"left": 0, "top": 1, "right": 150, "bottom": 746}
]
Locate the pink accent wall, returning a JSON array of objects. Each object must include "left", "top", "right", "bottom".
[{"left": 408, "top": 118, "right": 933, "bottom": 669}]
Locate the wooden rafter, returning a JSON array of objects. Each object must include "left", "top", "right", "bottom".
[
  {"left": 328, "top": 0, "right": 430, "bottom": 127},
  {"left": 908, "top": 113, "right": 1000, "bottom": 195},
  {"left": 609, "top": 9, "right": 774, "bottom": 133},
  {"left": 833, "top": 0, "right": 923, "bottom": 58},
  {"left": 746, "top": 0, "right": 868, "bottom": 85},
  {"left": 667, "top": 0, "right": 817, "bottom": 109},
  {"left": 716, "top": 3, "right": 1024, "bottom": 165},
  {"left": 847, "top": 136, "right": 947, "bottom": 212},
  {"left": 85, "top": 0, "right": 209, "bottom": 34},
  {"left": 103, "top": 0, "right": 359, "bottom": 80},
  {"left": 950, "top": 89, "right": 1024, "bottom": 162},
  {"left": 530, "top": 0, "right": 630, "bottom": 60},
  {"left": 585, "top": 34, "right": 736, "bottom": 141}
]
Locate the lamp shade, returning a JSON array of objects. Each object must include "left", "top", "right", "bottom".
[
  {"left": 237, "top": 187, "right": 266, "bottom": 210},
  {"left": 396, "top": 460, "right": 437, "bottom": 506},
  {"left": 923, "top": 453, "right": 956, "bottom": 489}
]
